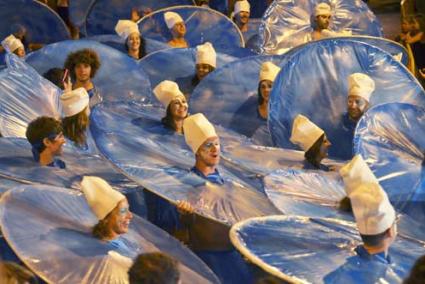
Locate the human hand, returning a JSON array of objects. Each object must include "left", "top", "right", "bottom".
[{"left": 176, "top": 200, "right": 194, "bottom": 214}]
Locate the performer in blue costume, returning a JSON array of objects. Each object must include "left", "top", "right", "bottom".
[
  {"left": 325, "top": 155, "right": 398, "bottom": 282},
  {"left": 164, "top": 12, "right": 189, "bottom": 48},
  {"left": 337, "top": 73, "right": 375, "bottom": 159},
  {"left": 230, "top": 61, "right": 281, "bottom": 146},
  {"left": 115, "top": 20, "right": 146, "bottom": 60},
  {"left": 64, "top": 48, "right": 103, "bottom": 107},
  {"left": 1, "top": 34, "right": 25, "bottom": 58},
  {"left": 290, "top": 114, "right": 332, "bottom": 171},
  {"left": 232, "top": 1, "right": 255, "bottom": 45},
  {"left": 25, "top": 116, "right": 66, "bottom": 169}
]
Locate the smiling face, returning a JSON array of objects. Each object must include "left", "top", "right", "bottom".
[
  {"left": 347, "top": 95, "right": 369, "bottom": 122},
  {"left": 169, "top": 96, "right": 188, "bottom": 120},
  {"left": 107, "top": 199, "right": 133, "bottom": 236},
  {"left": 196, "top": 63, "right": 213, "bottom": 81},
  {"left": 235, "top": 11, "right": 250, "bottom": 27},
  {"left": 14, "top": 47, "right": 26, "bottom": 58},
  {"left": 196, "top": 136, "right": 220, "bottom": 167},
  {"left": 172, "top": 22, "right": 186, "bottom": 38},
  {"left": 127, "top": 32, "right": 141, "bottom": 52},
  {"left": 74, "top": 63, "right": 92, "bottom": 83}
]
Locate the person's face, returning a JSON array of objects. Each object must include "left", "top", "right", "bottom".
[
  {"left": 316, "top": 14, "right": 331, "bottom": 30},
  {"left": 259, "top": 80, "right": 273, "bottom": 102},
  {"left": 347, "top": 95, "right": 369, "bottom": 121},
  {"left": 107, "top": 199, "right": 133, "bottom": 236},
  {"left": 401, "top": 21, "right": 410, "bottom": 33},
  {"left": 74, "top": 63, "right": 92, "bottom": 83},
  {"left": 44, "top": 132, "right": 65, "bottom": 156},
  {"left": 14, "top": 47, "right": 25, "bottom": 58},
  {"left": 235, "top": 11, "right": 250, "bottom": 26},
  {"left": 196, "top": 136, "right": 220, "bottom": 167},
  {"left": 169, "top": 96, "right": 188, "bottom": 120},
  {"left": 172, "top": 22, "right": 186, "bottom": 38},
  {"left": 410, "top": 20, "right": 420, "bottom": 31},
  {"left": 196, "top": 63, "right": 212, "bottom": 81},
  {"left": 127, "top": 32, "right": 141, "bottom": 51},
  {"left": 318, "top": 135, "right": 331, "bottom": 161}
]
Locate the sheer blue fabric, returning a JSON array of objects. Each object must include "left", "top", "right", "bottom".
[
  {"left": 90, "top": 102, "right": 279, "bottom": 225},
  {"left": 0, "top": 185, "right": 219, "bottom": 283},
  {"left": 354, "top": 103, "right": 425, "bottom": 221},
  {"left": 85, "top": 0, "right": 194, "bottom": 36},
  {"left": 230, "top": 216, "right": 425, "bottom": 283},
  {"left": 190, "top": 54, "right": 286, "bottom": 144},
  {"left": 25, "top": 40, "right": 152, "bottom": 103},
  {"left": 139, "top": 47, "right": 236, "bottom": 96},
  {"left": 0, "top": 0, "right": 70, "bottom": 45},
  {"left": 269, "top": 39, "right": 425, "bottom": 159},
  {"left": 69, "top": 0, "right": 95, "bottom": 34},
  {"left": 137, "top": 6, "right": 244, "bottom": 52},
  {"left": 260, "top": 0, "right": 383, "bottom": 54}
]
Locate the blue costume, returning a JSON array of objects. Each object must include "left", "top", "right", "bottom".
[
  {"left": 87, "top": 86, "right": 102, "bottom": 107},
  {"left": 47, "top": 158, "right": 67, "bottom": 169},
  {"left": 302, "top": 160, "right": 330, "bottom": 172},
  {"left": 331, "top": 113, "right": 357, "bottom": 160}
]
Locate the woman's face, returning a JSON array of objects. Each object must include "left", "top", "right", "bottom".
[
  {"left": 107, "top": 199, "right": 133, "bottom": 236},
  {"left": 169, "top": 96, "right": 188, "bottom": 120},
  {"left": 318, "top": 136, "right": 331, "bottom": 161},
  {"left": 14, "top": 47, "right": 26, "bottom": 58},
  {"left": 259, "top": 80, "right": 273, "bottom": 102},
  {"left": 127, "top": 32, "right": 141, "bottom": 51},
  {"left": 196, "top": 64, "right": 212, "bottom": 81},
  {"left": 172, "top": 22, "right": 186, "bottom": 38}
]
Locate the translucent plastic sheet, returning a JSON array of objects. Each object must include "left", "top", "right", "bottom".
[
  {"left": 137, "top": 6, "right": 244, "bottom": 52},
  {"left": 354, "top": 103, "right": 425, "bottom": 221},
  {"left": 0, "top": 0, "right": 70, "bottom": 45},
  {"left": 208, "top": 0, "right": 268, "bottom": 18},
  {"left": 260, "top": 0, "right": 383, "bottom": 54},
  {"left": 269, "top": 39, "right": 425, "bottom": 160},
  {"left": 139, "top": 48, "right": 236, "bottom": 95},
  {"left": 190, "top": 54, "right": 285, "bottom": 145},
  {"left": 0, "top": 185, "right": 219, "bottom": 283},
  {"left": 69, "top": 0, "right": 96, "bottom": 35},
  {"left": 25, "top": 40, "right": 152, "bottom": 103},
  {"left": 230, "top": 216, "right": 425, "bottom": 283},
  {"left": 0, "top": 54, "right": 61, "bottom": 138},
  {"left": 85, "top": 0, "right": 194, "bottom": 36},
  {"left": 0, "top": 138, "right": 147, "bottom": 217},
  {"left": 90, "top": 102, "right": 279, "bottom": 225},
  {"left": 0, "top": 178, "right": 24, "bottom": 197}
]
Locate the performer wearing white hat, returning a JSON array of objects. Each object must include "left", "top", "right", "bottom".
[
  {"left": 1, "top": 34, "right": 25, "bottom": 58},
  {"left": 164, "top": 12, "right": 188, "bottom": 48},
  {"left": 153, "top": 80, "right": 188, "bottom": 134},
  {"left": 60, "top": 88, "right": 91, "bottom": 148},
  {"left": 115, "top": 20, "right": 145, "bottom": 60},
  {"left": 194, "top": 42, "right": 216, "bottom": 82},
  {"left": 290, "top": 114, "right": 332, "bottom": 170},
  {"left": 339, "top": 155, "right": 397, "bottom": 263},
  {"left": 257, "top": 61, "right": 281, "bottom": 120},
  {"left": 232, "top": 0, "right": 251, "bottom": 32},
  {"left": 25, "top": 116, "right": 66, "bottom": 168},
  {"left": 81, "top": 176, "right": 133, "bottom": 243}
]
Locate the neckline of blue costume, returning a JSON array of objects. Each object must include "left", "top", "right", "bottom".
[
  {"left": 191, "top": 167, "right": 225, "bottom": 185},
  {"left": 355, "top": 245, "right": 391, "bottom": 264}
]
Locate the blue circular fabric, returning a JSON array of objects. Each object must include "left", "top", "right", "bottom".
[
  {"left": 354, "top": 102, "right": 425, "bottom": 220},
  {"left": 69, "top": 0, "right": 96, "bottom": 35},
  {"left": 85, "top": 0, "right": 194, "bottom": 36},
  {"left": 25, "top": 40, "right": 152, "bottom": 103},
  {"left": 137, "top": 6, "right": 244, "bottom": 52},
  {"left": 209, "top": 0, "right": 269, "bottom": 19},
  {"left": 260, "top": 0, "right": 383, "bottom": 54},
  {"left": 0, "top": 185, "right": 219, "bottom": 283},
  {"left": 269, "top": 39, "right": 425, "bottom": 159},
  {"left": 190, "top": 54, "right": 286, "bottom": 144},
  {"left": 230, "top": 216, "right": 425, "bottom": 283},
  {"left": 139, "top": 47, "right": 236, "bottom": 95},
  {"left": 90, "top": 101, "right": 279, "bottom": 225},
  {"left": 0, "top": 0, "right": 70, "bottom": 45}
]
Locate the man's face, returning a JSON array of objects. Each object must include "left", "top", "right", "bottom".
[
  {"left": 235, "top": 11, "right": 250, "bottom": 26},
  {"left": 196, "top": 63, "right": 212, "bottom": 81},
  {"left": 196, "top": 136, "right": 220, "bottom": 167},
  {"left": 347, "top": 95, "right": 369, "bottom": 122},
  {"left": 316, "top": 14, "right": 331, "bottom": 30},
  {"left": 172, "top": 22, "right": 186, "bottom": 38},
  {"left": 14, "top": 47, "right": 26, "bottom": 58},
  {"left": 44, "top": 132, "right": 65, "bottom": 156},
  {"left": 74, "top": 63, "right": 92, "bottom": 83},
  {"left": 107, "top": 199, "right": 133, "bottom": 236}
]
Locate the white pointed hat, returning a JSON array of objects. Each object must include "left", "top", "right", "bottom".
[
  {"left": 81, "top": 176, "right": 125, "bottom": 220},
  {"left": 153, "top": 80, "right": 185, "bottom": 108},
  {"left": 348, "top": 73, "right": 375, "bottom": 102},
  {"left": 183, "top": 113, "right": 217, "bottom": 153},
  {"left": 259, "top": 61, "right": 281, "bottom": 82},
  {"left": 314, "top": 3, "right": 332, "bottom": 17},
  {"left": 1, "top": 34, "right": 24, "bottom": 53},
  {"left": 234, "top": 0, "right": 251, "bottom": 14},
  {"left": 339, "top": 154, "right": 379, "bottom": 196},
  {"left": 196, "top": 42, "right": 216, "bottom": 68},
  {"left": 290, "top": 114, "right": 324, "bottom": 151},
  {"left": 164, "top": 12, "right": 184, "bottom": 29},
  {"left": 60, "top": 88, "right": 90, "bottom": 117},
  {"left": 115, "top": 20, "right": 140, "bottom": 39}
]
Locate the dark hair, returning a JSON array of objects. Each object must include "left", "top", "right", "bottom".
[
  {"left": 129, "top": 252, "right": 180, "bottom": 284},
  {"left": 64, "top": 48, "right": 101, "bottom": 80},
  {"left": 192, "top": 64, "right": 215, "bottom": 87},
  {"left": 43, "top": 68, "right": 65, "bottom": 89},
  {"left": 62, "top": 108, "right": 89, "bottom": 147},
  {"left": 360, "top": 229, "right": 389, "bottom": 247},
  {"left": 124, "top": 35, "right": 146, "bottom": 60},
  {"left": 26, "top": 116, "right": 63, "bottom": 153},
  {"left": 338, "top": 196, "right": 352, "bottom": 212},
  {"left": 161, "top": 103, "right": 188, "bottom": 132},
  {"left": 0, "top": 261, "right": 38, "bottom": 284},
  {"left": 404, "top": 255, "right": 425, "bottom": 284},
  {"left": 304, "top": 134, "right": 325, "bottom": 168}
]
